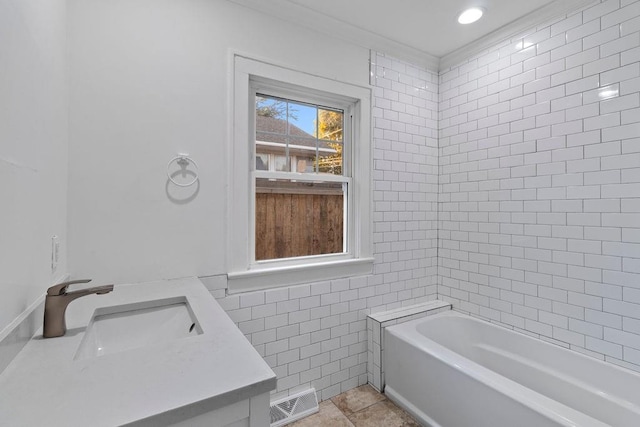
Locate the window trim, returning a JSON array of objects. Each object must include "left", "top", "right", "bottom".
[{"left": 228, "top": 55, "right": 373, "bottom": 294}]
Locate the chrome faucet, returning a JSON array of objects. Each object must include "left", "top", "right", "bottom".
[{"left": 43, "top": 279, "right": 114, "bottom": 338}]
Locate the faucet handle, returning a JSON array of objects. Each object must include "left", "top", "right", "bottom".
[{"left": 47, "top": 279, "right": 92, "bottom": 296}]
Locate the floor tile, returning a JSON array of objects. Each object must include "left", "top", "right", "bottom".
[
  {"left": 347, "top": 400, "right": 420, "bottom": 427},
  {"left": 289, "top": 400, "right": 354, "bottom": 427},
  {"left": 330, "top": 384, "right": 387, "bottom": 416}
]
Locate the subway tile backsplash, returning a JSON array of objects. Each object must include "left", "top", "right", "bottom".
[{"left": 439, "top": 0, "right": 640, "bottom": 372}]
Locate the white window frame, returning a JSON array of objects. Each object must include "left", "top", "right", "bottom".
[{"left": 228, "top": 55, "right": 373, "bottom": 293}]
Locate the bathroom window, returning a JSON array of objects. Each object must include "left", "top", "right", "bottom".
[
  {"left": 254, "top": 93, "right": 347, "bottom": 261},
  {"left": 228, "top": 55, "right": 373, "bottom": 293}
]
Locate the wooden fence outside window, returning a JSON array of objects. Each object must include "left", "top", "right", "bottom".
[{"left": 255, "top": 189, "right": 344, "bottom": 261}]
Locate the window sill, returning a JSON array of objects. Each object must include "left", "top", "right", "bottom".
[{"left": 227, "top": 257, "right": 374, "bottom": 294}]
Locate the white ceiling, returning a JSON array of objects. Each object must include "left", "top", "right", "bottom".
[
  {"left": 284, "top": 0, "right": 556, "bottom": 58},
  {"left": 230, "top": 0, "right": 595, "bottom": 69}
]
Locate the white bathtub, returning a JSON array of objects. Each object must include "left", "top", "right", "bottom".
[{"left": 384, "top": 311, "right": 640, "bottom": 427}]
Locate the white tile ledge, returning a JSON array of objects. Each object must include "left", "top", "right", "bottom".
[
  {"left": 367, "top": 300, "right": 451, "bottom": 392},
  {"left": 368, "top": 300, "right": 451, "bottom": 323}
]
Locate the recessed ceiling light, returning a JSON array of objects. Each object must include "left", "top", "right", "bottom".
[{"left": 458, "top": 7, "right": 484, "bottom": 24}]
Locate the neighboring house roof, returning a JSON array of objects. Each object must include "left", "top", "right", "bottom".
[{"left": 256, "top": 115, "right": 336, "bottom": 151}]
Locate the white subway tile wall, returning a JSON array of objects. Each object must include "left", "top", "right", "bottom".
[
  {"left": 207, "top": 52, "right": 440, "bottom": 402},
  {"left": 439, "top": 0, "right": 640, "bottom": 372}
]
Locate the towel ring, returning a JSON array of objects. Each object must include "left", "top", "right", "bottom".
[{"left": 167, "top": 154, "right": 199, "bottom": 187}]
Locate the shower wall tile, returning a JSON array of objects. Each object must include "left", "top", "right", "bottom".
[{"left": 439, "top": 0, "right": 640, "bottom": 372}]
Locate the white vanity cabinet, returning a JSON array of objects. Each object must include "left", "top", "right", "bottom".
[{"left": 130, "top": 393, "right": 271, "bottom": 427}]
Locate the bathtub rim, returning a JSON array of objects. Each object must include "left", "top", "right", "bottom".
[
  {"left": 388, "top": 309, "right": 640, "bottom": 382},
  {"left": 384, "top": 310, "right": 622, "bottom": 427}
]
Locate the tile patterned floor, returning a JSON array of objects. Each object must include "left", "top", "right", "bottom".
[{"left": 290, "top": 385, "right": 420, "bottom": 427}]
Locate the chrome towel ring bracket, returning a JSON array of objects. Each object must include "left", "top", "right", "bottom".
[{"left": 167, "top": 153, "right": 199, "bottom": 187}]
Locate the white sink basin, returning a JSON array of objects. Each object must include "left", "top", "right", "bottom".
[{"left": 75, "top": 297, "right": 202, "bottom": 360}]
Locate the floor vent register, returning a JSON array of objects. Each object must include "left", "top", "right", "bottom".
[{"left": 269, "top": 388, "right": 319, "bottom": 426}]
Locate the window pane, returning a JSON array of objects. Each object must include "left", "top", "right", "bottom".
[
  {"left": 256, "top": 132, "right": 285, "bottom": 172},
  {"left": 318, "top": 109, "right": 343, "bottom": 142},
  {"left": 288, "top": 102, "right": 317, "bottom": 137},
  {"left": 256, "top": 96, "right": 287, "bottom": 127},
  {"left": 255, "top": 178, "right": 345, "bottom": 261},
  {"left": 317, "top": 141, "right": 343, "bottom": 175},
  {"left": 288, "top": 135, "right": 317, "bottom": 172},
  {"left": 255, "top": 94, "right": 345, "bottom": 178},
  {"left": 256, "top": 96, "right": 287, "bottom": 173}
]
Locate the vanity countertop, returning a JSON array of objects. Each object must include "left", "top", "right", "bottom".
[{"left": 0, "top": 277, "right": 276, "bottom": 426}]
